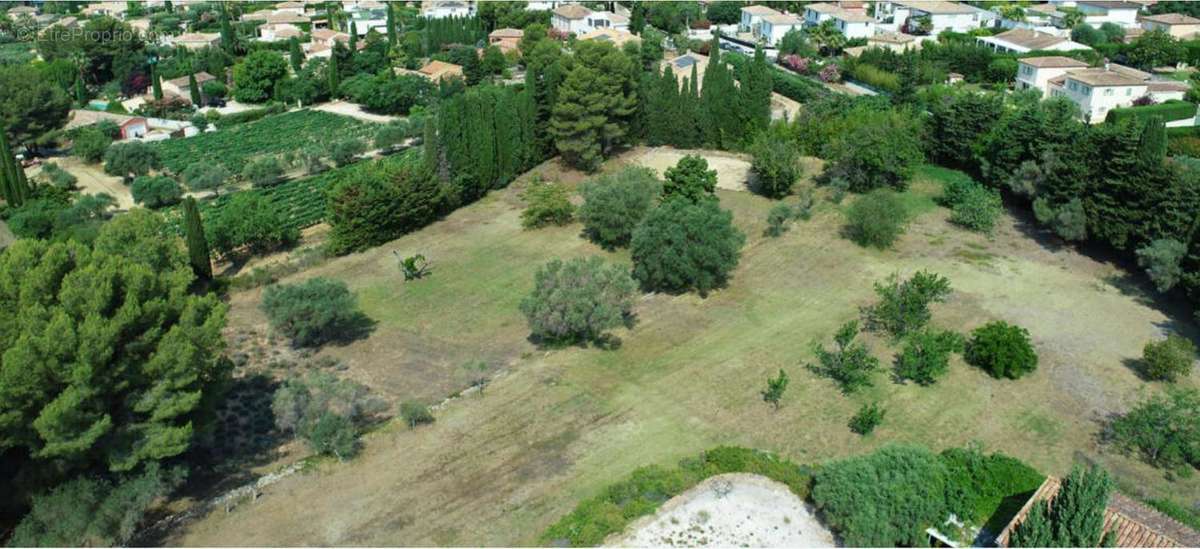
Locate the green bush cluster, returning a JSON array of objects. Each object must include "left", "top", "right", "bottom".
[
  {"left": 261, "top": 277, "right": 368, "bottom": 348},
  {"left": 1142, "top": 333, "right": 1196, "bottom": 382},
  {"left": 578, "top": 167, "right": 661, "bottom": 249},
  {"left": 326, "top": 158, "right": 449, "bottom": 255},
  {"left": 540, "top": 447, "right": 811, "bottom": 547},
  {"left": 520, "top": 257, "right": 637, "bottom": 345},
  {"left": 1105, "top": 100, "right": 1197, "bottom": 125},
  {"left": 862, "top": 270, "right": 952, "bottom": 338},
  {"left": 944, "top": 178, "right": 1003, "bottom": 234},
  {"left": 965, "top": 321, "right": 1038, "bottom": 379},
  {"left": 272, "top": 372, "right": 384, "bottom": 460},
  {"left": 849, "top": 402, "right": 886, "bottom": 435},
  {"left": 1107, "top": 387, "right": 1200, "bottom": 473},
  {"left": 845, "top": 188, "right": 907, "bottom": 248},
  {"left": 520, "top": 179, "right": 575, "bottom": 229}
]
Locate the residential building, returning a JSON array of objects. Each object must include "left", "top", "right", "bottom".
[
  {"left": 867, "top": 31, "right": 922, "bottom": 52},
  {"left": 1140, "top": 13, "right": 1200, "bottom": 39},
  {"left": 417, "top": 60, "right": 464, "bottom": 82},
  {"left": 1075, "top": 0, "right": 1142, "bottom": 28},
  {"left": 740, "top": 4, "right": 780, "bottom": 33},
  {"left": 81, "top": 1, "right": 129, "bottom": 19},
  {"left": 874, "top": 1, "right": 983, "bottom": 34},
  {"left": 977, "top": 28, "right": 1091, "bottom": 54},
  {"left": 421, "top": 0, "right": 472, "bottom": 19},
  {"left": 803, "top": 2, "right": 875, "bottom": 38},
  {"left": 273, "top": 1, "right": 307, "bottom": 16},
  {"left": 170, "top": 32, "right": 222, "bottom": 50},
  {"left": 161, "top": 72, "right": 216, "bottom": 103},
  {"left": 488, "top": 28, "right": 524, "bottom": 54},
  {"left": 578, "top": 27, "right": 640, "bottom": 48},
  {"left": 757, "top": 13, "right": 804, "bottom": 46},
  {"left": 348, "top": 6, "right": 388, "bottom": 36},
  {"left": 551, "top": 4, "right": 627, "bottom": 35},
  {"left": 1044, "top": 62, "right": 1186, "bottom": 122},
  {"left": 527, "top": 1, "right": 566, "bottom": 11},
  {"left": 120, "top": 117, "right": 149, "bottom": 140},
  {"left": 1016, "top": 55, "right": 1089, "bottom": 94},
  {"left": 258, "top": 22, "right": 303, "bottom": 42}
]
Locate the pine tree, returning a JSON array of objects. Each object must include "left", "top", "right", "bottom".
[
  {"left": 550, "top": 65, "right": 605, "bottom": 171},
  {"left": 182, "top": 197, "right": 213, "bottom": 280},
  {"left": 151, "top": 64, "right": 163, "bottom": 100},
  {"left": 289, "top": 37, "right": 304, "bottom": 72},
  {"left": 188, "top": 70, "right": 201, "bottom": 105}
]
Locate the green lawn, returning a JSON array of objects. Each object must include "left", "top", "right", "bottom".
[{"left": 175, "top": 159, "right": 1200, "bottom": 546}]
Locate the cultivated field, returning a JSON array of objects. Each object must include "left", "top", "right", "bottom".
[{"left": 170, "top": 151, "right": 1200, "bottom": 546}]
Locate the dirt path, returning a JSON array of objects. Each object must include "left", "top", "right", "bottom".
[
  {"left": 313, "top": 101, "right": 400, "bottom": 124},
  {"left": 52, "top": 157, "right": 135, "bottom": 210}
]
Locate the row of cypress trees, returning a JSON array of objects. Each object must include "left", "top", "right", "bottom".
[{"left": 0, "top": 128, "right": 32, "bottom": 207}]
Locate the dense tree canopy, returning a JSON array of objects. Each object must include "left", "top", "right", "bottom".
[
  {"left": 630, "top": 198, "right": 745, "bottom": 296},
  {"left": 0, "top": 64, "right": 72, "bottom": 147}
]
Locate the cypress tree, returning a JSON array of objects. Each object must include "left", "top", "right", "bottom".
[
  {"left": 328, "top": 49, "right": 340, "bottom": 97},
  {"left": 349, "top": 21, "right": 358, "bottom": 52},
  {"left": 1138, "top": 115, "right": 1167, "bottom": 168},
  {"left": 744, "top": 45, "right": 773, "bottom": 136},
  {"left": 74, "top": 76, "right": 86, "bottom": 104},
  {"left": 220, "top": 11, "right": 236, "bottom": 53},
  {"left": 0, "top": 129, "right": 28, "bottom": 207},
  {"left": 188, "top": 71, "right": 201, "bottom": 105},
  {"left": 386, "top": 2, "right": 397, "bottom": 48},
  {"left": 151, "top": 64, "right": 163, "bottom": 100},
  {"left": 289, "top": 37, "right": 304, "bottom": 72},
  {"left": 182, "top": 197, "right": 213, "bottom": 280}
]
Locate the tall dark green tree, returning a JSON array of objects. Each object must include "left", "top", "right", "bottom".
[
  {"left": 0, "top": 127, "right": 31, "bottom": 206},
  {"left": 386, "top": 2, "right": 397, "bottom": 48},
  {"left": 151, "top": 63, "right": 163, "bottom": 100},
  {"left": 188, "top": 70, "right": 201, "bottom": 105},
  {"left": 1010, "top": 466, "right": 1113, "bottom": 547},
  {"left": 741, "top": 45, "right": 773, "bottom": 136},
  {"left": 181, "top": 197, "right": 212, "bottom": 280},
  {"left": 289, "top": 36, "right": 304, "bottom": 72},
  {"left": 349, "top": 21, "right": 359, "bottom": 51},
  {"left": 328, "top": 50, "right": 340, "bottom": 97},
  {"left": 219, "top": 11, "right": 236, "bottom": 53},
  {"left": 699, "top": 38, "right": 740, "bottom": 149},
  {"left": 74, "top": 76, "right": 87, "bottom": 104}
]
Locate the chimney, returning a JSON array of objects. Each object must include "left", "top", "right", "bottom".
[{"left": 1103, "top": 57, "right": 1110, "bottom": 71}]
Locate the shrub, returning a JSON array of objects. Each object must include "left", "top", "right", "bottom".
[
  {"left": 202, "top": 79, "right": 227, "bottom": 99},
  {"left": 1105, "top": 100, "right": 1197, "bottom": 125},
  {"left": 1107, "top": 387, "right": 1200, "bottom": 472},
  {"left": 519, "top": 257, "right": 637, "bottom": 345},
  {"left": 895, "top": 329, "right": 965, "bottom": 386},
  {"left": 630, "top": 198, "right": 745, "bottom": 296},
  {"left": 577, "top": 167, "right": 661, "bottom": 248},
  {"left": 811, "top": 445, "right": 953, "bottom": 547},
  {"left": 764, "top": 203, "right": 793, "bottom": 237},
  {"left": 761, "top": 369, "right": 789, "bottom": 409},
  {"left": 949, "top": 184, "right": 1002, "bottom": 234},
  {"left": 130, "top": 175, "right": 183, "bottom": 208},
  {"left": 1136, "top": 238, "right": 1187, "bottom": 293},
  {"left": 862, "top": 271, "right": 952, "bottom": 338},
  {"left": 849, "top": 402, "right": 885, "bottom": 435},
  {"left": 662, "top": 154, "right": 717, "bottom": 203},
  {"left": 72, "top": 127, "right": 112, "bottom": 163},
  {"left": 38, "top": 162, "right": 77, "bottom": 190},
  {"left": 749, "top": 131, "right": 802, "bottom": 199},
  {"left": 261, "top": 277, "right": 367, "bottom": 347},
  {"left": 242, "top": 156, "right": 283, "bottom": 187},
  {"left": 826, "top": 109, "right": 924, "bottom": 192},
  {"left": 965, "top": 321, "right": 1038, "bottom": 379},
  {"left": 845, "top": 188, "right": 906, "bottom": 248},
  {"left": 1009, "top": 466, "right": 1112, "bottom": 547},
  {"left": 808, "top": 320, "right": 879, "bottom": 393},
  {"left": 1033, "top": 197, "right": 1087, "bottom": 241},
  {"left": 326, "top": 159, "right": 447, "bottom": 255},
  {"left": 399, "top": 400, "right": 435, "bottom": 427},
  {"left": 520, "top": 179, "right": 575, "bottom": 229},
  {"left": 939, "top": 446, "right": 1044, "bottom": 526},
  {"left": 328, "top": 138, "right": 367, "bottom": 168},
  {"left": 1143, "top": 334, "right": 1196, "bottom": 382},
  {"left": 271, "top": 371, "right": 382, "bottom": 460},
  {"left": 103, "top": 141, "right": 160, "bottom": 182},
  {"left": 205, "top": 193, "right": 299, "bottom": 258},
  {"left": 180, "top": 162, "right": 232, "bottom": 195}
]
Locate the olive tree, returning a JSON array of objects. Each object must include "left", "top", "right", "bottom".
[{"left": 519, "top": 257, "right": 637, "bottom": 345}]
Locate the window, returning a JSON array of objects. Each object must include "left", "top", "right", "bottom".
[
  {"left": 1083, "top": 86, "right": 1091, "bottom": 96},
  {"left": 1104, "top": 88, "right": 1113, "bottom": 96},
  {"left": 1068, "top": 81, "right": 1077, "bottom": 91},
  {"left": 1126, "top": 88, "right": 1132, "bottom": 96}
]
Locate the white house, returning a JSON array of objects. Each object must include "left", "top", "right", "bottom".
[
  {"left": 527, "top": 0, "right": 567, "bottom": 10},
  {"left": 758, "top": 13, "right": 804, "bottom": 46},
  {"left": 169, "top": 32, "right": 222, "bottom": 50},
  {"left": 273, "top": 1, "right": 306, "bottom": 16},
  {"left": 257, "top": 22, "right": 303, "bottom": 41},
  {"left": 977, "top": 28, "right": 1091, "bottom": 54},
  {"left": 81, "top": 1, "right": 129, "bottom": 19},
  {"left": 1075, "top": 0, "right": 1141, "bottom": 28},
  {"left": 804, "top": 2, "right": 875, "bottom": 38},
  {"left": 349, "top": 7, "right": 388, "bottom": 35},
  {"left": 1042, "top": 62, "right": 1187, "bottom": 122},
  {"left": 874, "top": 0, "right": 983, "bottom": 34},
  {"left": 421, "top": 0, "right": 472, "bottom": 19},
  {"left": 551, "top": 4, "right": 627, "bottom": 35},
  {"left": 1140, "top": 13, "right": 1200, "bottom": 39},
  {"left": 1016, "top": 56, "right": 1090, "bottom": 95},
  {"left": 740, "top": 5, "right": 780, "bottom": 34}
]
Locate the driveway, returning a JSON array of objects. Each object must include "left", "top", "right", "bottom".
[
  {"left": 313, "top": 100, "right": 397, "bottom": 123},
  {"left": 50, "top": 157, "right": 136, "bottom": 210}
]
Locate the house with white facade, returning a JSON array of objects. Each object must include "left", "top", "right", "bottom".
[
  {"left": 803, "top": 2, "right": 875, "bottom": 38},
  {"left": 1016, "top": 56, "right": 1090, "bottom": 95},
  {"left": 81, "top": 1, "right": 129, "bottom": 19},
  {"left": 257, "top": 22, "right": 303, "bottom": 42},
  {"left": 740, "top": 5, "right": 780, "bottom": 33},
  {"left": 1140, "top": 13, "right": 1200, "bottom": 39},
  {"left": 1041, "top": 62, "right": 1189, "bottom": 122},
  {"left": 874, "top": 1, "right": 984, "bottom": 35},
  {"left": 757, "top": 13, "right": 804, "bottom": 46},
  {"left": 348, "top": 6, "right": 387, "bottom": 35},
  {"left": 977, "top": 28, "right": 1091, "bottom": 54},
  {"left": 421, "top": 0, "right": 472, "bottom": 19},
  {"left": 1075, "top": 1, "right": 1141, "bottom": 28},
  {"left": 551, "top": 4, "right": 627, "bottom": 35},
  {"left": 169, "top": 32, "right": 222, "bottom": 51}
]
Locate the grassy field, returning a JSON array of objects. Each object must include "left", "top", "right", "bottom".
[
  {"left": 149, "top": 110, "right": 374, "bottom": 173},
  {"left": 171, "top": 151, "right": 1200, "bottom": 546}
]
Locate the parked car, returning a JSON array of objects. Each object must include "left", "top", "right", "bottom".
[{"left": 206, "top": 97, "right": 227, "bottom": 108}]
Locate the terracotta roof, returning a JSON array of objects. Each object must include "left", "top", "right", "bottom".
[
  {"left": 165, "top": 71, "right": 216, "bottom": 88},
  {"left": 989, "top": 28, "right": 1069, "bottom": 49},
  {"left": 1147, "top": 80, "right": 1190, "bottom": 92},
  {"left": 578, "top": 27, "right": 640, "bottom": 46},
  {"left": 997, "top": 477, "right": 1200, "bottom": 548},
  {"left": 804, "top": 3, "right": 843, "bottom": 14},
  {"left": 275, "top": 1, "right": 306, "bottom": 8},
  {"left": 832, "top": 10, "right": 873, "bottom": 23},
  {"left": 174, "top": 32, "right": 220, "bottom": 43},
  {"left": 418, "top": 60, "right": 463, "bottom": 80},
  {"left": 242, "top": 11, "right": 273, "bottom": 21},
  {"left": 1028, "top": 3, "right": 1064, "bottom": 16},
  {"left": 1067, "top": 68, "right": 1146, "bottom": 86},
  {"left": 1078, "top": 0, "right": 1142, "bottom": 10},
  {"left": 741, "top": 4, "right": 781, "bottom": 16},
  {"left": 553, "top": 4, "right": 591, "bottom": 19},
  {"left": 489, "top": 27, "right": 524, "bottom": 38},
  {"left": 1141, "top": 13, "right": 1200, "bottom": 25},
  {"left": 762, "top": 13, "right": 803, "bottom": 25},
  {"left": 1020, "top": 55, "right": 1090, "bottom": 68},
  {"left": 894, "top": 0, "right": 975, "bottom": 15},
  {"left": 1110, "top": 63, "right": 1152, "bottom": 80},
  {"left": 266, "top": 11, "right": 310, "bottom": 24}
]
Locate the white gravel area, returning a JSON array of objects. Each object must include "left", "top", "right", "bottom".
[
  {"left": 628, "top": 147, "right": 753, "bottom": 192},
  {"left": 609, "top": 473, "right": 837, "bottom": 548}
]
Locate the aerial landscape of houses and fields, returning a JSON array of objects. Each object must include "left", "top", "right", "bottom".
[{"left": 3, "top": 0, "right": 1200, "bottom": 547}]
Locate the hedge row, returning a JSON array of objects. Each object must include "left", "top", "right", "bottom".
[
  {"left": 724, "top": 51, "right": 829, "bottom": 103},
  {"left": 1105, "top": 100, "right": 1197, "bottom": 125},
  {"left": 539, "top": 446, "right": 812, "bottom": 547}
]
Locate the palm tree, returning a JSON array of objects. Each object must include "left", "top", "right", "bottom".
[
  {"left": 1060, "top": 8, "right": 1084, "bottom": 30},
  {"left": 808, "top": 20, "right": 846, "bottom": 56}
]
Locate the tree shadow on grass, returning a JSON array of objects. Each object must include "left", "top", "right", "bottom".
[{"left": 316, "top": 312, "right": 377, "bottom": 348}]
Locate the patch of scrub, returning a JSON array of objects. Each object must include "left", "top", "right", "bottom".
[{"left": 610, "top": 473, "right": 836, "bottom": 548}]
